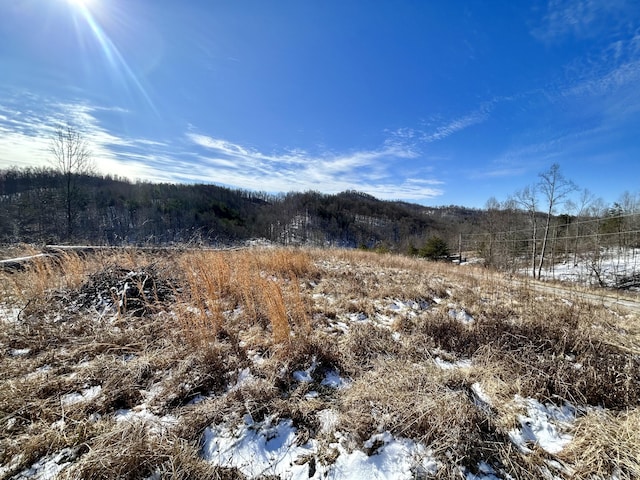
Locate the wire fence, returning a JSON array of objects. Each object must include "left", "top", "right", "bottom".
[{"left": 459, "top": 212, "right": 640, "bottom": 288}]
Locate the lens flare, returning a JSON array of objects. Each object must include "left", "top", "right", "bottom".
[
  {"left": 67, "top": 0, "right": 92, "bottom": 6},
  {"left": 66, "top": 0, "right": 157, "bottom": 114}
]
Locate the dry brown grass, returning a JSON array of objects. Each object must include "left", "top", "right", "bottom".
[
  {"left": 66, "top": 420, "right": 241, "bottom": 480},
  {"left": 1, "top": 246, "right": 639, "bottom": 478},
  {"left": 336, "top": 358, "right": 544, "bottom": 479},
  {"left": 259, "top": 277, "right": 291, "bottom": 345},
  {"left": 559, "top": 408, "right": 640, "bottom": 478},
  {"left": 176, "top": 249, "right": 316, "bottom": 347}
]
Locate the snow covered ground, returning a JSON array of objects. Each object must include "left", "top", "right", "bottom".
[
  {"left": 199, "top": 368, "right": 578, "bottom": 480},
  {"left": 538, "top": 247, "right": 640, "bottom": 289}
]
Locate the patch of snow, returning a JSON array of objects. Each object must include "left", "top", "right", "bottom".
[
  {"left": 375, "top": 313, "right": 396, "bottom": 326},
  {"left": 386, "top": 299, "right": 429, "bottom": 312},
  {"left": 229, "top": 367, "right": 258, "bottom": 391},
  {"left": 387, "top": 302, "right": 403, "bottom": 312},
  {"left": 321, "top": 317, "right": 347, "bottom": 334},
  {"left": 317, "top": 409, "right": 339, "bottom": 433},
  {"left": 141, "top": 382, "right": 165, "bottom": 403},
  {"left": 508, "top": 397, "right": 575, "bottom": 454},
  {"left": 0, "top": 454, "right": 24, "bottom": 478},
  {"left": 312, "top": 293, "right": 327, "bottom": 302},
  {"left": 202, "top": 415, "right": 439, "bottom": 480},
  {"left": 9, "top": 348, "right": 31, "bottom": 356},
  {"left": 538, "top": 247, "right": 640, "bottom": 288},
  {"left": 24, "top": 364, "right": 53, "bottom": 381},
  {"left": 203, "top": 416, "right": 314, "bottom": 479},
  {"left": 434, "top": 357, "right": 472, "bottom": 370},
  {"left": 187, "top": 394, "right": 206, "bottom": 405},
  {"left": 465, "top": 461, "right": 504, "bottom": 480},
  {"left": 60, "top": 386, "right": 102, "bottom": 406},
  {"left": 471, "top": 382, "right": 492, "bottom": 409},
  {"left": 332, "top": 320, "right": 350, "bottom": 332},
  {"left": 411, "top": 299, "right": 430, "bottom": 310},
  {"left": 329, "top": 432, "right": 438, "bottom": 480},
  {"left": 251, "top": 350, "right": 269, "bottom": 366},
  {"left": 293, "top": 369, "right": 314, "bottom": 383},
  {"left": 114, "top": 405, "right": 177, "bottom": 435},
  {"left": 9, "top": 447, "right": 79, "bottom": 480},
  {"left": 293, "top": 357, "right": 317, "bottom": 383},
  {"left": 348, "top": 312, "right": 368, "bottom": 322},
  {"left": 448, "top": 308, "right": 474, "bottom": 324},
  {"left": 320, "top": 370, "right": 348, "bottom": 389},
  {"left": 0, "top": 305, "right": 21, "bottom": 324},
  {"left": 544, "top": 458, "right": 575, "bottom": 478}
]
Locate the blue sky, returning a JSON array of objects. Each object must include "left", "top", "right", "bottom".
[{"left": 1, "top": 0, "right": 639, "bottom": 208}]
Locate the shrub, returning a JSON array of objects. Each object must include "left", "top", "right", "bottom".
[{"left": 419, "top": 236, "right": 450, "bottom": 260}]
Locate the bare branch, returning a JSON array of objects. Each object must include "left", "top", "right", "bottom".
[
  {"left": 49, "top": 124, "right": 95, "bottom": 177},
  {"left": 49, "top": 124, "right": 96, "bottom": 239}
]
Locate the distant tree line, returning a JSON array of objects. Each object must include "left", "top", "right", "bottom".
[
  {"left": 0, "top": 166, "right": 492, "bottom": 249},
  {"left": 4, "top": 160, "right": 637, "bottom": 280}
]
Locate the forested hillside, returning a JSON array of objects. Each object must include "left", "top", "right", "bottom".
[{"left": 0, "top": 167, "right": 486, "bottom": 249}]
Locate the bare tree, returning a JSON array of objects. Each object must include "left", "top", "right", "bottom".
[
  {"left": 536, "top": 164, "right": 576, "bottom": 279},
  {"left": 483, "top": 197, "right": 501, "bottom": 268},
  {"left": 569, "top": 188, "right": 598, "bottom": 266},
  {"left": 513, "top": 185, "right": 539, "bottom": 278},
  {"left": 49, "top": 125, "right": 95, "bottom": 239}
]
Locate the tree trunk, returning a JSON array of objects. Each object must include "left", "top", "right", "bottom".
[
  {"left": 537, "top": 207, "right": 552, "bottom": 279},
  {"left": 531, "top": 220, "right": 537, "bottom": 278}
]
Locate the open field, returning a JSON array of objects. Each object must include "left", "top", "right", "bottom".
[{"left": 1, "top": 247, "right": 639, "bottom": 479}]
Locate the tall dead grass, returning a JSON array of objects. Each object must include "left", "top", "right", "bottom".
[{"left": 177, "top": 248, "right": 315, "bottom": 347}]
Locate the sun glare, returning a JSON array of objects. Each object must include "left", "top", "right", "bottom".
[
  {"left": 66, "top": 0, "right": 93, "bottom": 9},
  {"left": 61, "top": 0, "right": 157, "bottom": 113}
]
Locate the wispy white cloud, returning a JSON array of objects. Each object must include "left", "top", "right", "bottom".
[
  {"left": 473, "top": 167, "right": 529, "bottom": 179},
  {"left": 485, "top": 122, "right": 617, "bottom": 182},
  {"left": 421, "top": 106, "right": 490, "bottom": 143},
  {"left": 0, "top": 92, "right": 177, "bottom": 182},
  {"left": 383, "top": 104, "right": 493, "bottom": 149},
  {"left": 0, "top": 91, "right": 445, "bottom": 202},
  {"left": 531, "top": 0, "right": 631, "bottom": 42},
  {"left": 187, "top": 133, "right": 252, "bottom": 157},
  {"left": 183, "top": 132, "right": 441, "bottom": 200},
  {"left": 564, "top": 59, "right": 640, "bottom": 99}
]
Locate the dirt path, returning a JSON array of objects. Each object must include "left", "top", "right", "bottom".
[{"left": 510, "top": 276, "right": 640, "bottom": 314}]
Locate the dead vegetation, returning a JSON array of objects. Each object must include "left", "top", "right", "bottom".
[{"left": 1, "top": 247, "right": 639, "bottom": 479}]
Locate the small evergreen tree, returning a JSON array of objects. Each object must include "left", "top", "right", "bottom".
[{"left": 419, "top": 236, "right": 450, "bottom": 260}]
